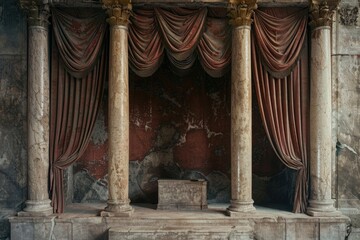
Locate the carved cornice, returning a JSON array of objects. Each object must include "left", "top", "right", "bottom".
[
  {"left": 228, "top": 0, "right": 257, "bottom": 27},
  {"left": 102, "top": 0, "right": 132, "bottom": 26},
  {"left": 19, "top": 0, "right": 50, "bottom": 27},
  {"left": 309, "top": 0, "right": 340, "bottom": 28}
]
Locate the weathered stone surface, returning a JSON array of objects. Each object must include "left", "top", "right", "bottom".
[
  {"left": 286, "top": 222, "right": 319, "bottom": 239},
  {"left": 0, "top": 0, "right": 26, "bottom": 55},
  {"left": 9, "top": 205, "right": 350, "bottom": 240},
  {"left": 0, "top": 56, "right": 27, "bottom": 212},
  {"left": 157, "top": 179, "right": 207, "bottom": 210},
  {"left": 109, "top": 226, "right": 253, "bottom": 240},
  {"left": 332, "top": 0, "right": 360, "bottom": 215},
  {"left": 73, "top": 170, "right": 108, "bottom": 203},
  {"left": 253, "top": 222, "right": 286, "bottom": 240},
  {"left": 11, "top": 220, "right": 72, "bottom": 240}
]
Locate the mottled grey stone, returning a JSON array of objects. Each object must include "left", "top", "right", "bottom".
[
  {"left": 320, "top": 222, "right": 348, "bottom": 240},
  {"left": 109, "top": 226, "right": 253, "bottom": 240},
  {"left": 72, "top": 222, "right": 107, "bottom": 240},
  {"left": 0, "top": 56, "right": 27, "bottom": 211},
  {"left": 206, "top": 171, "right": 230, "bottom": 203},
  {"left": 73, "top": 170, "right": 108, "bottom": 203},
  {"left": 0, "top": 0, "right": 26, "bottom": 55},
  {"left": 285, "top": 222, "right": 319, "bottom": 240},
  {"left": 254, "top": 222, "right": 286, "bottom": 240}
]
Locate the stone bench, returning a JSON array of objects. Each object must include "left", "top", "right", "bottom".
[{"left": 157, "top": 179, "right": 208, "bottom": 210}]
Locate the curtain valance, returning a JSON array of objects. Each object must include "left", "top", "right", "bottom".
[
  {"left": 129, "top": 7, "right": 231, "bottom": 78},
  {"left": 253, "top": 8, "right": 308, "bottom": 78}
]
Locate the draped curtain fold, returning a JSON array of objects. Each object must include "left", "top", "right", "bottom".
[
  {"left": 50, "top": 8, "right": 108, "bottom": 213},
  {"left": 252, "top": 8, "right": 309, "bottom": 213},
  {"left": 129, "top": 7, "right": 231, "bottom": 78}
]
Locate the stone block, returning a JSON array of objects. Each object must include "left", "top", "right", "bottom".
[
  {"left": 285, "top": 222, "right": 319, "bottom": 240},
  {"left": 72, "top": 222, "right": 107, "bottom": 240},
  {"left": 11, "top": 220, "right": 72, "bottom": 240},
  {"left": 254, "top": 222, "right": 286, "bottom": 240},
  {"left": 320, "top": 222, "right": 348, "bottom": 240},
  {"left": 157, "top": 179, "right": 207, "bottom": 210},
  {"left": 11, "top": 222, "right": 34, "bottom": 240},
  {"left": 349, "top": 228, "right": 360, "bottom": 240},
  {"left": 336, "top": 27, "right": 360, "bottom": 55}
]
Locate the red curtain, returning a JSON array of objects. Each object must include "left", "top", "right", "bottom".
[
  {"left": 129, "top": 7, "right": 231, "bottom": 78},
  {"left": 50, "top": 8, "right": 108, "bottom": 213},
  {"left": 252, "top": 8, "right": 309, "bottom": 213}
]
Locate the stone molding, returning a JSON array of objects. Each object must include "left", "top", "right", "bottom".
[
  {"left": 19, "top": 0, "right": 50, "bottom": 27},
  {"left": 309, "top": 0, "right": 340, "bottom": 29},
  {"left": 103, "top": 0, "right": 132, "bottom": 26},
  {"left": 228, "top": 0, "right": 257, "bottom": 27}
]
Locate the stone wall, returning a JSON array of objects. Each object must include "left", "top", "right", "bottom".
[
  {"left": 333, "top": 0, "right": 360, "bottom": 229},
  {"left": 0, "top": 0, "right": 27, "bottom": 239}
]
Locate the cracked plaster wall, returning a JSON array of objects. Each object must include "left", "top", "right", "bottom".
[
  {"left": 333, "top": 0, "right": 360, "bottom": 217},
  {"left": 0, "top": 0, "right": 27, "bottom": 239}
]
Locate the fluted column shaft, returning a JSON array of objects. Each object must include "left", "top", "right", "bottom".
[
  {"left": 307, "top": 0, "right": 340, "bottom": 217},
  {"left": 227, "top": 1, "right": 257, "bottom": 216},
  {"left": 101, "top": 2, "right": 133, "bottom": 217},
  {"left": 19, "top": 2, "right": 52, "bottom": 216}
]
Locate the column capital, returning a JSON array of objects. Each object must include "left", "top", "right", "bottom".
[
  {"left": 228, "top": 0, "right": 257, "bottom": 27},
  {"left": 309, "top": 0, "right": 340, "bottom": 29},
  {"left": 102, "top": 0, "right": 132, "bottom": 27},
  {"left": 19, "top": 0, "right": 50, "bottom": 27}
]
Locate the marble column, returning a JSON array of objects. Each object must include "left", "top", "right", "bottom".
[
  {"left": 307, "top": 0, "right": 340, "bottom": 217},
  {"left": 101, "top": 2, "right": 133, "bottom": 217},
  {"left": 19, "top": 2, "right": 52, "bottom": 216},
  {"left": 227, "top": 1, "right": 257, "bottom": 216}
]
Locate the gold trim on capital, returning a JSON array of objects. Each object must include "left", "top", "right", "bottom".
[
  {"left": 19, "top": 0, "right": 50, "bottom": 27},
  {"left": 309, "top": 0, "right": 340, "bottom": 28},
  {"left": 102, "top": 0, "right": 132, "bottom": 26},
  {"left": 228, "top": 0, "right": 257, "bottom": 27}
]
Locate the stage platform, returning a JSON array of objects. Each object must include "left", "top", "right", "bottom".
[{"left": 10, "top": 203, "right": 350, "bottom": 240}]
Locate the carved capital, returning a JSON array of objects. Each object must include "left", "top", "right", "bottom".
[
  {"left": 228, "top": 0, "right": 257, "bottom": 27},
  {"left": 309, "top": 0, "right": 340, "bottom": 28},
  {"left": 19, "top": 0, "right": 50, "bottom": 27},
  {"left": 102, "top": 0, "right": 132, "bottom": 26}
]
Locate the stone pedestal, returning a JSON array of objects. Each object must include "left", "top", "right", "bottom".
[
  {"left": 101, "top": 3, "right": 133, "bottom": 217},
  {"left": 227, "top": 2, "right": 257, "bottom": 216},
  {"left": 157, "top": 180, "right": 207, "bottom": 210},
  {"left": 19, "top": 3, "right": 52, "bottom": 216},
  {"left": 307, "top": 1, "right": 340, "bottom": 217}
]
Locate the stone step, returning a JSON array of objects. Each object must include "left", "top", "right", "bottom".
[{"left": 108, "top": 225, "right": 254, "bottom": 240}]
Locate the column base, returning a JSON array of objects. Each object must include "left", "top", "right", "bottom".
[
  {"left": 226, "top": 199, "right": 255, "bottom": 216},
  {"left": 100, "top": 199, "right": 133, "bottom": 217},
  {"left": 307, "top": 200, "right": 341, "bottom": 217},
  {"left": 18, "top": 199, "right": 52, "bottom": 216}
]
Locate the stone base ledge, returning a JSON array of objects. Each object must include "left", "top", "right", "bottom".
[
  {"left": 157, "top": 204, "right": 208, "bottom": 210},
  {"left": 100, "top": 209, "right": 134, "bottom": 217},
  {"left": 109, "top": 225, "right": 253, "bottom": 240}
]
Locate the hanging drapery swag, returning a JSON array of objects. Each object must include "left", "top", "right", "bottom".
[
  {"left": 50, "top": 8, "right": 108, "bottom": 213},
  {"left": 129, "top": 7, "right": 231, "bottom": 78},
  {"left": 252, "top": 8, "right": 309, "bottom": 213}
]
